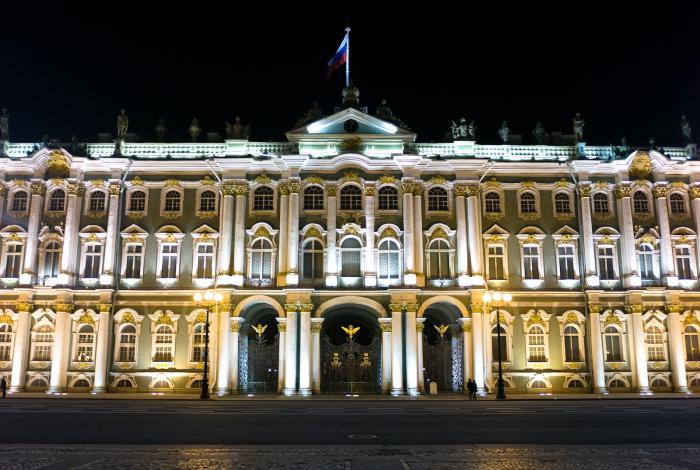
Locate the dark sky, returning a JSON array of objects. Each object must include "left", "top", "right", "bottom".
[{"left": 1, "top": 3, "right": 699, "bottom": 146}]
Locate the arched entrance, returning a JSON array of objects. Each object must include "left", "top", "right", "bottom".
[
  {"left": 321, "top": 307, "right": 380, "bottom": 394},
  {"left": 422, "top": 304, "right": 463, "bottom": 393},
  {"left": 239, "top": 305, "right": 279, "bottom": 393}
]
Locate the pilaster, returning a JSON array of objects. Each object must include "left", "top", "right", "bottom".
[
  {"left": 654, "top": 184, "right": 678, "bottom": 286},
  {"left": 91, "top": 303, "right": 111, "bottom": 393},
  {"left": 9, "top": 301, "right": 32, "bottom": 392},
  {"left": 48, "top": 303, "right": 73, "bottom": 393}
]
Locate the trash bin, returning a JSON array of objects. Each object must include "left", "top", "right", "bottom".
[{"left": 429, "top": 382, "right": 438, "bottom": 395}]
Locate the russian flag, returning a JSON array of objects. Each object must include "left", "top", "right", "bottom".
[{"left": 326, "top": 34, "right": 348, "bottom": 78}]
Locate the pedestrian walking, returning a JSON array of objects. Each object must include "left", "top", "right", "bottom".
[
  {"left": 1, "top": 376, "right": 7, "bottom": 399},
  {"left": 467, "top": 378, "right": 477, "bottom": 400}
]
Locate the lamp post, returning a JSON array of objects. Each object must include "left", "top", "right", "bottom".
[
  {"left": 482, "top": 291, "right": 512, "bottom": 400},
  {"left": 193, "top": 289, "right": 223, "bottom": 400}
]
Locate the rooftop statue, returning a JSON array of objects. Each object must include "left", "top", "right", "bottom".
[
  {"left": 498, "top": 121, "right": 510, "bottom": 144},
  {"left": 342, "top": 80, "right": 360, "bottom": 107},
  {"left": 450, "top": 117, "right": 470, "bottom": 140},
  {"left": 188, "top": 118, "right": 201, "bottom": 142},
  {"left": 295, "top": 101, "right": 324, "bottom": 128},
  {"left": 532, "top": 121, "right": 546, "bottom": 144},
  {"left": 573, "top": 112, "right": 585, "bottom": 141},
  {"left": 225, "top": 116, "right": 251, "bottom": 139},
  {"left": 155, "top": 118, "right": 168, "bottom": 141},
  {"left": 375, "top": 99, "right": 394, "bottom": 121},
  {"left": 116, "top": 109, "right": 129, "bottom": 140},
  {"left": 681, "top": 115, "right": 692, "bottom": 143},
  {"left": 468, "top": 120, "right": 477, "bottom": 140},
  {"left": 0, "top": 108, "right": 8, "bottom": 140}
]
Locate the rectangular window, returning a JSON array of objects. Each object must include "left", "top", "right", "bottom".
[
  {"left": 341, "top": 251, "right": 362, "bottom": 277},
  {"left": 0, "top": 345, "right": 10, "bottom": 361},
  {"left": 124, "top": 244, "right": 143, "bottom": 279},
  {"left": 33, "top": 344, "right": 52, "bottom": 361},
  {"left": 605, "top": 335, "right": 622, "bottom": 362},
  {"left": 557, "top": 245, "right": 576, "bottom": 280},
  {"left": 487, "top": 245, "right": 505, "bottom": 280},
  {"left": 160, "top": 244, "right": 179, "bottom": 279},
  {"left": 4, "top": 244, "right": 23, "bottom": 278},
  {"left": 598, "top": 246, "right": 616, "bottom": 280},
  {"left": 522, "top": 246, "right": 540, "bottom": 280},
  {"left": 676, "top": 246, "right": 693, "bottom": 280},
  {"left": 119, "top": 345, "right": 135, "bottom": 362},
  {"left": 154, "top": 346, "right": 172, "bottom": 362},
  {"left": 196, "top": 243, "right": 214, "bottom": 278},
  {"left": 564, "top": 335, "right": 581, "bottom": 362},
  {"left": 83, "top": 244, "right": 102, "bottom": 279}
]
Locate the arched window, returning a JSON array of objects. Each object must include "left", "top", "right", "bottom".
[
  {"left": 527, "top": 325, "right": 547, "bottom": 362},
  {"left": 117, "top": 324, "right": 137, "bottom": 362},
  {"left": 152, "top": 378, "right": 172, "bottom": 389},
  {"left": 303, "top": 186, "right": 324, "bottom": 211},
  {"left": 83, "top": 243, "right": 102, "bottom": 279},
  {"left": 88, "top": 191, "right": 106, "bottom": 212},
  {"left": 32, "top": 324, "right": 53, "bottom": 361},
  {"left": 633, "top": 190, "right": 649, "bottom": 213},
  {"left": 691, "top": 377, "right": 700, "bottom": 388},
  {"left": 253, "top": 186, "right": 274, "bottom": 211},
  {"left": 427, "top": 187, "right": 448, "bottom": 212},
  {"left": 554, "top": 192, "right": 571, "bottom": 214},
  {"left": 153, "top": 325, "right": 174, "bottom": 362},
  {"left": 199, "top": 190, "right": 216, "bottom": 212},
  {"left": 73, "top": 378, "right": 91, "bottom": 388},
  {"left": 191, "top": 323, "right": 205, "bottom": 362},
  {"left": 301, "top": 239, "right": 324, "bottom": 282},
  {"left": 129, "top": 190, "right": 146, "bottom": 212},
  {"left": 43, "top": 241, "right": 61, "bottom": 279},
  {"left": 608, "top": 378, "right": 627, "bottom": 388},
  {"left": 48, "top": 189, "right": 66, "bottom": 212},
  {"left": 0, "top": 324, "right": 12, "bottom": 361},
  {"left": 250, "top": 238, "right": 274, "bottom": 281},
  {"left": 491, "top": 324, "right": 508, "bottom": 362},
  {"left": 340, "top": 185, "right": 362, "bottom": 210},
  {"left": 75, "top": 324, "right": 95, "bottom": 361},
  {"left": 189, "top": 379, "right": 203, "bottom": 389},
  {"left": 28, "top": 376, "right": 49, "bottom": 388},
  {"left": 304, "top": 186, "right": 323, "bottom": 211},
  {"left": 645, "top": 325, "right": 665, "bottom": 361},
  {"left": 567, "top": 379, "right": 585, "bottom": 389},
  {"left": 115, "top": 379, "right": 134, "bottom": 388},
  {"left": 377, "top": 239, "right": 401, "bottom": 283},
  {"left": 650, "top": 377, "right": 669, "bottom": 388},
  {"left": 4, "top": 243, "right": 23, "bottom": 279},
  {"left": 427, "top": 239, "right": 451, "bottom": 280},
  {"left": 563, "top": 325, "right": 582, "bottom": 362},
  {"left": 593, "top": 193, "right": 610, "bottom": 214},
  {"left": 604, "top": 325, "right": 623, "bottom": 361},
  {"left": 670, "top": 193, "right": 686, "bottom": 215},
  {"left": 519, "top": 192, "right": 536, "bottom": 213},
  {"left": 340, "top": 238, "right": 362, "bottom": 277},
  {"left": 484, "top": 192, "right": 501, "bottom": 213},
  {"left": 378, "top": 186, "right": 398, "bottom": 211},
  {"left": 11, "top": 190, "right": 28, "bottom": 212},
  {"left": 530, "top": 379, "right": 548, "bottom": 389},
  {"left": 637, "top": 244, "right": 655, "bottom": 281},
  {"left": 164, "top": 190, "right": 181, "bottom": 212},
  {"left": 684, "top": 325, "right": 700, "bottom": 361}
]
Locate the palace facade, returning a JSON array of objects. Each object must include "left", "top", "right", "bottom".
[{"left": 0, "top": 88, "right": 699, "bottom": 396}]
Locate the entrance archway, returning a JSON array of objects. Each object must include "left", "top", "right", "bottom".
[
  {"left": 422, "top": 304, "right": 463, "bottom": 393},
  {"left": 320, "top": 307, "right": 381, "bottom": 394},
  {"left": 239, "top": 305, "right": 279, "bottom": 393}
]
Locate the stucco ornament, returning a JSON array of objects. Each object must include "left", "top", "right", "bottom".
[{"left": 629, "top": 151, "right": 652, "bottom": 180}]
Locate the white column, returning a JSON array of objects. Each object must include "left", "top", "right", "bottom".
[
  {"left": 379, "top": 318, "right": 392, "bottom": 394},
  {"left": 482, "top": 310, "right": 493, "bottom": 392},
  {"left": 460, "top": 319, "right": 472, "bottom": 394},
  {"left": 48, "top": 306, "right": 72, "bottom": 393},
  {"left": 580, "top": 185, "right": 599, "bottom": 286},
  {"left": 454, "top": 186, "right": 469, "bottom": 286},
  {"left": 405, "top": 310, "right": 419, "bottom": 396},
  {"left": 629, "top": 308, "right": 650, "bottom": 393},
  {"left": 59, "top": 183, "right": 82, "bottom": 285},
  {"left": 616, "top": 185, "right": 640, "bottom": 287},
  {"left": 402, "top": 183, "right": 416, "bottom": 285},
  {"left": 311, "top": 318, "right": 323, "bottom": 394},
  {"left": 232, "top": 185, "right": 248, "bottom": 286},
  {"left": 691, "top": 188, "right": 700, "bottom": 275},
  {"left": 22, "top": 182, "right": 45, "bottom": 284},
  {"left": 416, "top": 318, "right": 425, "bottom": 393},
  {"left": 283, "top": 309, "right": 298, "bottom": 395},
  {"left": 390, "top": 307, "right": 404, "bottom": 395},
  {"left": 325, "top": 186, "right": 338, "bottom": 287},
  {"left": 298, "top": 309, "right": 312, "bottom": 396},
  {"left": 217, "top": 308, "right": 232, "bottom": 395},
  {"left": 91, "top": 305, "right": 111, "bottom": 393},
  {"left": 9, "top": 303, "right": 32, "bottom": 392},
  {"left": 589, "top": 306, "right": 607, "bottom": 393},
  {"left": 466, "top": 186, "right": 484, "bottom": 285},
  {"left": 471, "top": 309, "right": 485, "bottom": 394},
  {"left": 276, "top": 318, "right": 286, "bottom": 392},
  {"left": 277, "top": 187, "right": 289, "bottom": 285},
  {"left": 654, "top": 186, "right": 678, "bottom": 286},
  {"left": 100, "top": 184, "right": 121, "bottom": 285},
  {"left": 218, "top": 187, "right": 235, "bottom": 284},
  {"left": 667, "top": 307, "right": 688, "bottom": 392},
  {"left": 364, "top": 185, "right": 376, "bottom": 287},
  {"left": 230, "top": 317, "right": 243, "bottom": 393},
  {"left": 286, "top": 183, "right": 300, "bottom": 286},
  {"left": 413, "top": 186, "right": 425, "bottom": 286}
]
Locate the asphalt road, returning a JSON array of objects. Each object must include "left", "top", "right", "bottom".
[{"left": 1, "top": 398, "right": 699, "bottom": 446}]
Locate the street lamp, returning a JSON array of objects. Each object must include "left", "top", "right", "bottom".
[
  {"left": 482, "top": 291, "right": 512, "bottom": 400},
  {"left": 193, "top": 289, "right": 223, "bottom": 400}
]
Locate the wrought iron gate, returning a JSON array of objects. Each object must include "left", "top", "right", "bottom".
[
  {"left": 424, "top": 330, "right": 454, "bottom": 393},
  {"left": 245, "top": 322, "right": 279, "bottom": 393},
  {"left": 321, "top": 327, "right": 379, "bottom": 394}
]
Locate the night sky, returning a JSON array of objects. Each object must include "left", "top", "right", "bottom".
[{"left": 1, "top": 4, "right": 699, "bottom": 147}]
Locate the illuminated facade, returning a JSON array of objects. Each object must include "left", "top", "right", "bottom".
[{"left": 0, "top": 88, "right": 699, "bottom": 396}]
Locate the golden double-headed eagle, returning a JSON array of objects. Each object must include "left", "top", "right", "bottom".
[
  {"left": 434, "top": 324, "right": 449, "bottom": 338},
  {"left": 341, "top": 324, "right": 360, "bottom": 339},
  {"left": 252, "top": 323, "right": 268, "bottom": 337}
]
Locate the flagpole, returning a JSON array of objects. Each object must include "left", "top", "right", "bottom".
[{"left": 345, "top": 27, "right": 351, "bottom": 87}]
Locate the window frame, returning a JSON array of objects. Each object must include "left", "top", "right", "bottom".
[
  {"left": 71, "top": 319, "right": 97, "bottom": 363},
  {"left": 591, "top": 191, "right": 614, "bottom": 220},
  {"left": 339, "top": 235, "right": 363, "bottom": 278},
  {"left": 426, "top": 186, "right": 449, "bottom": 213},
  {"left": 196, "top": 187, "right": 219, "bottom": 218},
  {"left": 45, "top": 187, "right": 67, "bottom": 215},
  {"left": 85, "top": 189, "right": 108, "bottom": 216},
  {"left": 339, "top": 184, "right": 363, "bottom": 211},
  {"left": 302, "top": 185, "right": 325, "bottom": 212},
  {"left": 376, "top": 185, "right": 399, "bottom": 212},
  {"left": 7, "top": 188, "right": 29, "bottom": 217},
  {"left": 552, "top": 190, "right": 574, "bottom": 220},
  {"left": 154, "top": 227, "right": 185, "bottom": 283},
  {"left": 126, "top": 186, "right": 149, "bottom": 218},
  {"left": 669, "top": 191, "right": 688, "bottom": 218},
  {"left": 517, "top": 188, "right": 541, "bottom": 220},
  {"left": 376, "top": 238, "right": 402, "bottom": 286},
  {"left": 148, "top": 311, "right": 180, "bottom": 367},
  {"left": 426, "top": 238, "right": 453, "bottom": 281},
  {"left": 112, "top": 310, "right": 144, "bottom": 366},
  {"left": 252, "top": 185, "right": 276, "bottom": 213},
  {"left": 160, "top": 186, "right": 184, "bottom": 219}
]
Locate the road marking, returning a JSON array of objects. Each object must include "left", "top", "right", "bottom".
[{"left": 348, "top": 434, "right": 377, "bottom": 439}]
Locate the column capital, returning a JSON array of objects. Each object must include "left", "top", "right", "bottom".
[
  {"left": 30, "top": 181, "right": 46, "bottom": 195},
  {"left": 690, "top": 186, "right": 700, "bottom": 199},
  {"left": 625, "top": 304, "right": 644, "bottom": 315},
  {"left": 578, "top": 183, "right": 591, "bottom": 198},
  {"left": 615, "top": 184, "right": 632, "bottom": 199},
  {"left": 588, "top": 304, "right": 602, "bottom": 314},
  {"left": 653, "top": 184, "right": 668, "bottom": 199},
  {"left": 14, "top": 301, "right": 32, "bottom": 313},
  {"left": 287, "top": 182, "right": 301, "bottom": 194},
  {"left": 666, "top": 303, "right": 682, "bottom": 315},
  {"left": 284, "top": 302, "right": 314, "bottom": 314},
  {"left": 378, "top": 318, "right": 392, "bottom": 332},
  {"left": 470, "top": 302, "right": 484, "bottom": 314},
  {"left": 389, "top": 302, "right": 418, "bottom": 313},
  {"left": 108, "top": 184, "right": 121, "bottom": 196},
  {"left": 0, "top": 186, "right": 7, "bottom": 198},
  {"left": 96, "top": 303, "right": 111, "bottom": 314},
  {"left": 55, "top": 303, "right": 74, "bottom": 314},
  {"left": 310, "top": 318, "right": 324, "bottom": 333},
  {"left": 459, "top": 318, "right": 472, "bottom": 332},
  {"left": 230, "top": 317, "right": 243, "bottom": 333},
  {"left": 67, "top": 182, "right": 85, "bottom": 196},
  {"left": 364, "top": 185, "right": 376, "bottom": 197},
  {"left": 276, "top": 318, "right": 287, "bottom": 333},
  {"left": 219, "top": 302, "right": 233, "bottom": 314},
  {"left": 325, "top": 185, "right": 337, "bottom": 197}
]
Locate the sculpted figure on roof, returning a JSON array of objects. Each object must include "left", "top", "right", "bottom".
[
  {"left": 573, "top": 112, "right": 585, "bottom": 141},
  {"left": 116, "top": 109, "right": 129, "bottom": 139}
]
